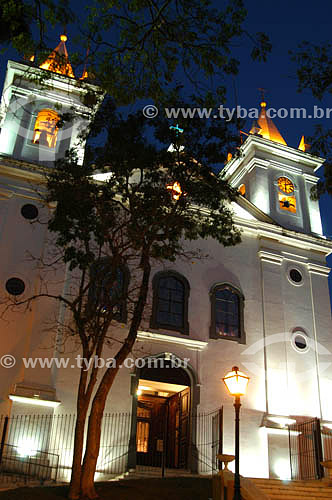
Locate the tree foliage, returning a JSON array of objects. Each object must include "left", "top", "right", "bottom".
[
  {"left": 37, "top": 104, "right": 242, "bottom": 499},
  {"left": 0, "top": 0, "right": 31, "bottom": 48},
  {"left": 291, "top": 42, "right": 332, "bottom": 100},
  {"left": 0, "top": 1, "right": 270, "bottom": 497},
  {"left": 5, "top": 0, "right": 271, "bottom": 104},
  {"left": 291, "top": 42, "right": 332, "bottom": 198}
]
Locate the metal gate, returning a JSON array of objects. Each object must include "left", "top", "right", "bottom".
[
  {"left": 289, "top": 418, "right": 324, "bottom": 480},
  {"left": 192, "top": 407, "right": 223, "bottom": 474}
]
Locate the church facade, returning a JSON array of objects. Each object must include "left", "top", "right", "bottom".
[{"left": 0, "top": 40, "right": 331, "bottom": 482}]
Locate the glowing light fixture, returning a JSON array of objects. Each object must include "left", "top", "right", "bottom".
[
  {"left": 17, "top": 438, "right": 38, "bottom": 458},
  {"left": 222, "top": 367, "right": 249, "bottom": 500},
  {"left": 267, "top": 416, "right": 296, "bottom": 426},
  {"left": 223, "top": 366, "right": 249, "bottom": 397},
  {"left": 166, "top": 181, "right": 183, "bottom": 200},
  {"left": 9, "top": 394, "right": 61, "bottom": 408},
  {"left": 138, "top": 385, "right": 152, "bottom": 392},
  {"left": 274, "top": 458, "right": 291, "bottom": 480},
  {"left": 91, "top": 172, "right": 113, "bottom": 182}
]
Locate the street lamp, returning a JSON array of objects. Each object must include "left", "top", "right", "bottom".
[{"left": 223, "top": 366, "right": 249, "bottom": 500}]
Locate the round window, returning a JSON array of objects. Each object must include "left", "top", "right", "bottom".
[
  {"left": 289, "top": 268, "right": 302, "bottom": 284},
  {"left": 291, "top": 332, "right": 309, "bottom": 353},
  {"left": 5, "top": 278, "right": 25, "bottom": 296},
  {"left": 21, "top": 204, "right": 39, "bottom": 220}
]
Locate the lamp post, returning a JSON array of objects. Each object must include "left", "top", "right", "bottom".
[{"left": 222, "top": 366, "right": 249, "bottom": 500}]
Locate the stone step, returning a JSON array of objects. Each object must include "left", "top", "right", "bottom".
[
  {"left": 264, "top": 494, "right": 332, "bottom": 500},
  {"left": 248, "top": 477, "right": 332, "bottom": 500},
  {"left": 112, "top": 466, "right": 195, "bottom": 481}
]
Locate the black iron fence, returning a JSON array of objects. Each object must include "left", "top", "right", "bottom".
[
  {"left": 288, "top": 418, "right": 332, "bottom": 481},
  {"left": 194, "top": 408, "right": 223, "bottom": 474},
  {"left": 0, "top": 408, "right": 222, "bottom": 484}
]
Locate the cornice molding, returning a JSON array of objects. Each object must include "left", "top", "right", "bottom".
[
  {"left": 258, "top": 250, "right": 283, "bottom": 265},
  {"left": 307, "top": 262, "right": 331, "bottom": 276}
]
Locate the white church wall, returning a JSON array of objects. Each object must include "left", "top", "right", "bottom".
[
  {"left": 248, "top": 165, "right": 270, "bottom": 215},
  {"left": 0, "top": 189, "right": 50, "bottom": 414},
  {"left": 309, "top": 268, "right": 332, "bottom": 420},
  {"left": 0, "top": 58, "right": 331, "bottom": 479},
  {"left": 282, "top": 258, "right": 320, "bottom": 417},
  {"left": 304, "top": 178, "right": 323, "bottom": 235}
]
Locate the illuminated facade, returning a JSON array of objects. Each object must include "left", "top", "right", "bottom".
[{"left": 0, "top": 45, "right": 331, "bottom": 482}]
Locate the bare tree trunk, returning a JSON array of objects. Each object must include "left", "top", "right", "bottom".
[
  {"left": 68, "top": 409, "right": 88, "bottom": 499},
  {"left": 79, "top": 396, "right": 107, "bottom": 499},
  {"left": 69, "top": 369, "right": 90, "bottom": 500},
  {"left": 79, "top": 258, "right": 151, "bottom": 499},
  {"left": 79, "top": 351, "right": 130, "bottom": 499}
]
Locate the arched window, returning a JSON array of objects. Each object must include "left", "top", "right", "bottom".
[
  {"left": 88, "top": 258, "right": 129, "bottom": 323},
  {"left": 150, "top": 271, "right": 189, "bottom": 335},
  {"left": 32, "top": 109, "right": 59, "bottom": 148},
  {"left": 209, "top": 283, "right": 245, "bottom": 342}
]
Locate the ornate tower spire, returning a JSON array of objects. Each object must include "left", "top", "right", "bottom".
[
  {"left": 39, "top": 34, "right": 75, "bottom": 78},
  {"left": 250, "top": 99, "right": 287, "bottom": 146}
]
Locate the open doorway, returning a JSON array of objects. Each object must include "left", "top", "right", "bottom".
[{"left": 135, "top": 363, "right": 191, "bottom": 469}]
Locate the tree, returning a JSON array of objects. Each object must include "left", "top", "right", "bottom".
[
  {"left": 4, "top": 0, "right": 271, "bottom": 105},
  {"left": 6, "top": 103, "right": 241, "bottom": 499},
  {"left": 0, "top": 1, "right": 272, "bottom": 497},
  {"left": 291, "top": 42, "right": 332, "bottom": 198},
  {"left": 0, "top": 0, "right": 74, "bottom": 54},
  {"left": 0, "top": 0, "right": 31, "bottom": 46}
]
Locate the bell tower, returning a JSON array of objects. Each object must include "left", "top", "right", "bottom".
[
  {"left": 0, "top": 36, "right": 102, "bottom": 414},
  {"left": 0, "top": 35, "right": 101, "bottom": 165},
  {"left": 224, "top": 100, "right": 324, "bottom": 236}
]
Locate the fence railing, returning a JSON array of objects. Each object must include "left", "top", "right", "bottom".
[
  {"left": 0, "top": 408, "right": 222, "bottom": 484},
  {"left": 0, "top": 443, "right": 59, "bottom": 482},
  {"left": 288, "top": 418, "right": 332, "bottom": 481}
]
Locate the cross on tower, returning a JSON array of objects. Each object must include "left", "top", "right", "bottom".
[
  {"left": 170, "top": 124, "right": 184, "bottom": 136},
  {"left": 258, "top": 87, "right": 267, "bottom": 103}
]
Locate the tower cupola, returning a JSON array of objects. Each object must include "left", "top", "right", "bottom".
[
  {"left": 224, "top": 99, "right": 324, "bottom": 236},
  {"left": 0, "top": 34, "right": 101, "bottom": 165}
]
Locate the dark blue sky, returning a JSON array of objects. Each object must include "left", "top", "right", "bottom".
[
  {"left": 237, "top": 0, "right": 331, "bottom": 146},
  {"left": 236, "top": 0, "right": 332, "bottom": 241}
]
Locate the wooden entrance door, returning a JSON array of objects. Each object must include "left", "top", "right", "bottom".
[
  {"left": 178, "top": 387, "right": 190, "bottom": 468},
  {"left": 136, "top": 396, "right": 168, "bottom": 467},
  {"left": 136, "top": 388, "right": 191, "bottom": 469}
]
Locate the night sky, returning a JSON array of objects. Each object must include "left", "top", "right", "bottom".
[{"left": 1, "top": 0, "right": 332, "bottom": 297}]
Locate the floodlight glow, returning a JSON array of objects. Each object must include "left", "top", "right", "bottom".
[
  {"left": 91, "top": 172, "right": 113, "bottom": 182},
  {"left": 267, "top": 416, "right": 296, "bottom": 426},
  {"left": 274, "top": 458, "right": 291, "bottom": 480},
  {"left": 9, "top": 394, "right": 61, "bottom": 408},
  {"left": 17, "top": 438, "right": 38, "bottom": 458}
]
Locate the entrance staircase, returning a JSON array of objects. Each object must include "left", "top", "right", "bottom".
[
  {"left": 247, "top": 478, "right": 332, "bottom": 499},
  {"left": 113, "top": 465, "right": 196, "bottom": 481}
]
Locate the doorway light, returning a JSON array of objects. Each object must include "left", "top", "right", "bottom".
[{"left": 138, "top": 386, "right": 152, "bottom": 391}]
